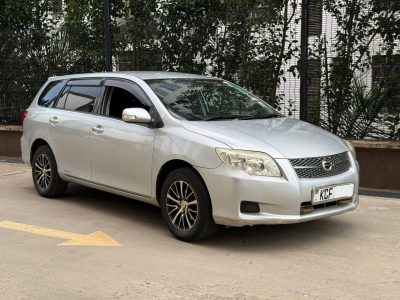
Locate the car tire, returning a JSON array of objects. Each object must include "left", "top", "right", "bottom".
[
  {"left": 160, "top": 168, "right": 219, "bottom": 242},
  {"left": 32, "top": 145, "right": 68, "bottom": 198}
]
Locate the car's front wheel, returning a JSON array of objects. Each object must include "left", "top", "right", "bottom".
[
  {"left": 32, "top": 145, "right": 68, "bottom": 198},
  {"left": 160, "top": 168, "right": 218, "bottom": 242}
]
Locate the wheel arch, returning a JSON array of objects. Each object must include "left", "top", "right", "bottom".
[
  {"left": 156, "top": 159, "right": 210, "bottom": 204},
  {"left": 30, "top": 139, "right": 51, "bottom": 164}
]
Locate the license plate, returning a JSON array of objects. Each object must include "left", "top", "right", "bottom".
[{"left": 312, "top": 183, "right": 354, "bottom": 204}]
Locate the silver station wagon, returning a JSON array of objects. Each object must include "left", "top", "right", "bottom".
[{"left": 21, "top": 72, "right": 359, "bottom": 241}]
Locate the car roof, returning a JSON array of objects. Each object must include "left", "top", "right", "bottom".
[{"left": 48, "top": 71, "right": 214, "bottom": 81}]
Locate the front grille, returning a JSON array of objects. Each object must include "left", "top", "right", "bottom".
[
  {"left": 290, "top": 152, "right": 350, "bottom": 178},
  {"left": 300, "top": 199, "right": 352, "bottom": 215}
]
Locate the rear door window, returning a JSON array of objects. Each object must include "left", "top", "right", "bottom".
[
  {"left": 38, "top": 80, "right": 66, "bottom": 107},
  {"left": 64, "top": 86, "right": 101, "bottom": 112}
]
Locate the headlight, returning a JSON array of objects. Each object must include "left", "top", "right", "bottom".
[
  {"left": 344, "top": 140, "right": 356, "bottom": 159},
  {"left": 216, "top": 148, "right": 281, "bottom": 177}
]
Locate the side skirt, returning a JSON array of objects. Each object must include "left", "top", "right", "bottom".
[{"left": 61, "top": 173, "right": 159, "bottom": 207}]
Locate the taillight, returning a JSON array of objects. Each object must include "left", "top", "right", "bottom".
[{"left": 21, "top": 111, "right": 28, "bottom": 127}]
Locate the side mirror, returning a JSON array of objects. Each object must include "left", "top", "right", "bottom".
[{"left": 122, "top": 108, "right": 152, "bottom": 123}]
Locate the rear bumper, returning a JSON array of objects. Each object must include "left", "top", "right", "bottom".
[
  {"left": 20, "top": 134, "right": 30, "bottom": 166},
  {"left": 196, "top": 153, "right": 359, "bottom": 227}
]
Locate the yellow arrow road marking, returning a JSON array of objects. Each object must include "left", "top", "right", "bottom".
[{"left": 0, "top": 220, "right": 121, "bottom": 247}]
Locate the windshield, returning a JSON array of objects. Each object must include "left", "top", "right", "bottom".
[{"left": 145, "top": 78, "right": 280, "bottom": 121}]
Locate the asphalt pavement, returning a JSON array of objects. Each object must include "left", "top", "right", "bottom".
[{"left": 0, "top": 162, "right": 399, "bottom": 299}]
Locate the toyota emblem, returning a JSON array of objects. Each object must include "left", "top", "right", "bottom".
[{"left": 321, "top": 160, "right": 333, "bottom": 171}]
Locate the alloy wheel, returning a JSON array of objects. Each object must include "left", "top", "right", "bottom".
[
  {"left": 34, "top": 154, "right": 51, "bottom": 190},
  {"left": 166, "top": 180, "right": 198, "bottom": 231}
]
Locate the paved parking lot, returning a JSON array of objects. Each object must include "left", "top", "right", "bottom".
[{"left": 0, "top": 162, "right": 399, "bottom": 299}]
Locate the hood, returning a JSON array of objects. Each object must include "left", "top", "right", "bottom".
[{"left": 181, "top": 117, "right": 348, "bottom": 159}]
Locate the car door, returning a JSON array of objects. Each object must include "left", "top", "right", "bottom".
[
  {"left": 49, "top": 79, "right": 103, "bottom": 181},
  {"left": 90, "top": 79, "right": 155, "bottom": 197}
]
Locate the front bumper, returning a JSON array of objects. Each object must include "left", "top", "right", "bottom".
[{"left": 196, "top": 153, "right": 359, "bottom": 227}]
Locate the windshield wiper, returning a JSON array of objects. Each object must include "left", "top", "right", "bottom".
[
  {"left": 205, "top": 113, "right": 281, "bottom": 121},
  {"left": 238, "top": 113, "right": 281, "bottom": 120},
  {"left": 205, "top": 115, "right": 242, "bottom": 121}
]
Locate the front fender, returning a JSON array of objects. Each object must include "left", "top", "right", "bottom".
[{"left": 151, "top": 126, "right": 227, "bottom": 198}]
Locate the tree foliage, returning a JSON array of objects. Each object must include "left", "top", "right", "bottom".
[
  {"left": 311, "top": 0, "right": 400, "bottom": 139},
  {"left": 121, "top": 0, "right": 300, "bottom": 107},
  {"left": 0, "top": 0, "right": 56, "bottom": 124},
  {"left": 0, "top": 0, "right": 398, "bottom": 140},
  {"left": 63, "top": 0, "right": 125, "bottom": 72}
]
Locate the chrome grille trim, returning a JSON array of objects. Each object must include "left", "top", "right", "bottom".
[{"left": 289, "top": 152, "right": 350, "bottom": 178}]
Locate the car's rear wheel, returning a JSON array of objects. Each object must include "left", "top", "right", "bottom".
[
  {"left": 160, "top": 168, "right": 218, "bottom": 242},
  {"left": 32, "top": 145, "right": 67, "bottom": 198}
]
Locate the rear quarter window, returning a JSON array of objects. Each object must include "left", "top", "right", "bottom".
[{"left": 38, "top": 80, "right": 66, "bottom": 107}]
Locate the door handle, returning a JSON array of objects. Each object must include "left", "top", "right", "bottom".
[
  {"left": 49, "top": 116, "right": 59, "bottom": 125},
  {"left": 91, "top": 125, "right": 104, "bottom": 134}
]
